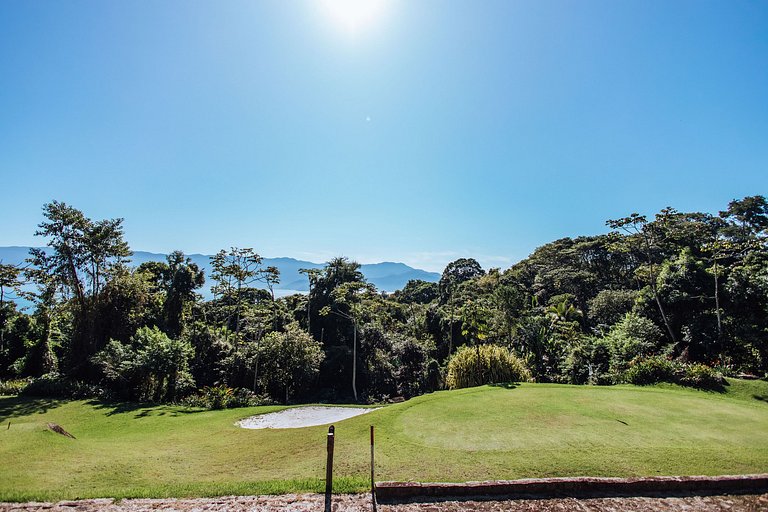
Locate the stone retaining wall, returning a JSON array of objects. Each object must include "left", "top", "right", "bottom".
[{"left": 375, "top": 474, "right": 768, "bottom": 502}]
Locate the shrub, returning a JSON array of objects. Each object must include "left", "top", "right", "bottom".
[
  {"left": 445, "top": 344, "right": 530, "bottom": 389},
  {"left": 606, "top": 313, "right": 663, "bottom": 373},
  {"left": 20, "top": 373, "right": 110, "bottom": 400},
  {"left": 563, "top": 337, "right": 614, "bottom": 385},
  {"left": 680, "top": 363, "right": 724, "bottom": 390},
  {"left": 92, "top": 326, "right": 195, "bottom": 402},
  {"left": 622, "top": 357, "right": 724, "bottom": 391},
  {"left": 588, "top": 289, "right": 638, "bottom": 327},
  {"left": 623, "top": 356, "right": 679, "bottom": 385},
  {"left": 181, "top": 385, "right": 273, "bottom": 409},
  {"left": 0, "top": 378, "right": 30, "bottom": 396},
  {"left": 254, "top": 323, "right": 324, "bottom": 403}
]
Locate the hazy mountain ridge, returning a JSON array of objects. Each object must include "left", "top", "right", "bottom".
[{"left": 0, "top": 247, "right": 440, "bottom": 295}]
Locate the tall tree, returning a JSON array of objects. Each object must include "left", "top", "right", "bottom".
[
  {"left": 210, "top": 247, "right": 275, "bottom": 334},
  {"left": 299, "top": 267, "right": 321, "bottom": 335},
  {"left": 0, "top": 263, "right": 22, "bottom": 354},
  {"left": 321, "top": 280, "right": 376, "bottom": 401},
  {"left": 163, "top": 251, "right": 205, "bottom": 337},
  {"left": 33, "top": 201, "right": 131, "bottom": 375},
  {"left": 439, "top": 258, "right": 484, "bottom": 355},
  {"left": 607, "top": 210, "right": 677, "bottom": 344}
]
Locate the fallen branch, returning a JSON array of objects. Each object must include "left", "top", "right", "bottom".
[{"left": 47, "top": 422, "right": 76, "bottom": 439}]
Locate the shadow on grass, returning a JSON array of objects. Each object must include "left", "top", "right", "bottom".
[
  {"left": 489, "top": 382, "right": 520, "bottom": 390},
  {"left": 85, "top": 399, "right": 205, "bottom": 418},
  {"left": 0, "top": 396, "right": 63, "bottom": 422},
  {"left": 754, "top": 395, "right": 768, "bottom": 403},
  {"left": 700, "top": 383, "right": 728, "bottom": 394}
]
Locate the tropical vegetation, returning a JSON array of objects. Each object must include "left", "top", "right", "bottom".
[{"left": 1, "top": 196, "right": 767, "bottom": 404}]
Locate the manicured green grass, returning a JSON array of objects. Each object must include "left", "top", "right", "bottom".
[{"left": 1, "top": 380, "right": 767, "bottom": 501}]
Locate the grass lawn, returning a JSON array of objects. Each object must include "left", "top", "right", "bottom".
[{"left": 1, "top": 380, "right": 767, "bottom": 501}]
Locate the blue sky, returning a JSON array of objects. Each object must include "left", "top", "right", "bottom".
[{"left": 1, "top": 1, "right": 766, "bottom": 272}]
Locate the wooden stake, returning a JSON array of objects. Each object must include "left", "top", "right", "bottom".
[
  {"left": 370, "top": 425, "right": 377, "bottom": 511},
  {"left": 325, "top": 425, "right": 335, "bottom": 512}
]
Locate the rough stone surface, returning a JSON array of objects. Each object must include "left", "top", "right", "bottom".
[
  {"left": 2, "top": 494, "right": 768, "bottom": 512},
  {"left": 375, "top": 475, "right": 768, "bottom": 501}
]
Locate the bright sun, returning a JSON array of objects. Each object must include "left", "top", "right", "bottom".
[{"left": 318, "top": 0, "right": 389, "bottom": 34}]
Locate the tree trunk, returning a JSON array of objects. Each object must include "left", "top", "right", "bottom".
[
  {"left": 0, "top": 285, "right": 5, "bottom": 353},
  {"left": 713, "top": 256, "right": 722, "bottom": 344},
  {"left": 651, "top": 280, "right": 676, "bottom": 344},
  {"left": 352, "top": 322, "right": 358, "bottom": 402},
  {"left": 235, "top": 281, "right": 242, "bottom": 334},
  {"left": 448, "top": 304, "right": 454, "bottom": 357},
  {"left": 641, "top": 232, "right": 676, "bottom": 344}
]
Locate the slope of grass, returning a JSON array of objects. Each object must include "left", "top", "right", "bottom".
[{"left": 1, "top": 379, "right": 767, "bottom": 501}]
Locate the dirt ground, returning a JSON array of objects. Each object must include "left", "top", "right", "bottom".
[{"left": 3, "top": 493, "right": 768, "bottom": 512}]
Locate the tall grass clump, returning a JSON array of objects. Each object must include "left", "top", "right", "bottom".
[{"left": 445, "top": 344, "right": 530, "bottom": 389}]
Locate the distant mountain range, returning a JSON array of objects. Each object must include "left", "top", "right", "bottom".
[{"left": 0, "top": 247, "right": 440, "bottom": 299}]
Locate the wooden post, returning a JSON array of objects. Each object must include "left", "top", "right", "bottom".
[
  {"left": 370, "top": 425, "right": 377, "bottom": 511},
  {"left": 325, "top": 425, "right": 335, "bottom": 512}
]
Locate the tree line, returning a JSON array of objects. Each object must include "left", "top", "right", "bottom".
[{"left": 1, "top": 196, "right": 766, "bottom": 405}]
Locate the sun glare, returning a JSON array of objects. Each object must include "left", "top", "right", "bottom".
[{"left": 318, "top": 0, "right": 389, "bottom": 34}]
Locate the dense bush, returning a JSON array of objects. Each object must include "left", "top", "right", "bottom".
[
  {"left": 20, "top": 373, "right": 110, "bottom": 399},
  {"left": 0, "top": 378, "right": 29, "bottom": 395},
  {"left": 254, "top": 323, "right": 324, "bottom": 402},
  {"left": 622, "top": 357, "right": 724, "bottom": 390},
  {"left": 680, "top": 363, "right": 724, "bottom": 390},
  {"left": 606, "top": 313, "right": 663, "bottom": 373},
  {"left": 91, "top": 326, "right": 195, "bottom": 402},
  {"left": 181, "top": 385, "right": 273, "bottom": 409},
  {"left": 563, "top": 337, "right": 613, "bottom": 385},
  {"left": 623, "top": 356, "right": 678, "bottom": 385},
  {"left": 588, "top": 289, "right": 638, "bottom": 328},
  {"left": 445, "top": 344, "right": 530, "bottom": 389},
  {"left": 361, "top": 328, "right": 437, "bottom": 399}
]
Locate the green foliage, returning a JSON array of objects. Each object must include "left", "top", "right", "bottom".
[
  {"left": 12, "top": 336, "right": 58, "bottom": 378},
  {"left": 563, "top": 336, "right": 613, "bottom": 385},
  {"left": 622, "top": 356, "right": 724, "bottom": 390},
  {"left": 185, "top": 323, "right": 232, "bottom": 388},
  {"left": 679, "top": 363, "right": 725, "bottom": 390},
  {"left": 588, "top": 289, "right": 638, "bottom": 327},
  {"left": 181, "top": 385, "right": 273, "bottom": 409},
  {"left": 439, "top": 258, "right": 484, "bottom": 303},
  {"left": 5, "top": 196, "right": 768, "bottom": 402},
  {"left": 0, "top": 378, "right": 29, "bottom": 395},
  {"left": 360, "top": 326, "right": 437, "bottom": 400},
  {"left": 32, "top": 201, "right": 132, "bottom": 377},
  {"left": 623, "top": 356, "right": 679, "bottom": 385},
  {"left": 445, "top": 344, "right": 530, "bottom": 389},
  {"left": 459, "top": 300, "right": 489, "bottom": 343},
  {"left": 605, "top": 313, "right": 663, "bottom": 372},
  {"left": 255, "top": 323, "right": 324, "bottom": 402},
  {"left": 394, "top": 279, "right": 439, "bottom": 304},
  {"left": 138, "top": 251, "right": 205, "bottom": 338},
  {"left": 92, "top": 326, "right": 195, "bottom": 402},
  {"left": 20, "top": 372, "right": 109, "bottom": 399},
  {"left": 514, "top": 314, "right": 567, "bottom": 381}
]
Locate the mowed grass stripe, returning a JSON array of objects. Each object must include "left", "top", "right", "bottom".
[{"left": 1, "top": 380, "right": 767, "bottom": 501}]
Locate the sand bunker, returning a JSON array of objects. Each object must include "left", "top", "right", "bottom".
[{"left": 237, "top": 406, "right": 380, "bottom": 429}]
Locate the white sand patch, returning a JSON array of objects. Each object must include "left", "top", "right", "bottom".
[{"left": 237, "top": 406, "right": 380, "bottom": 429}]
